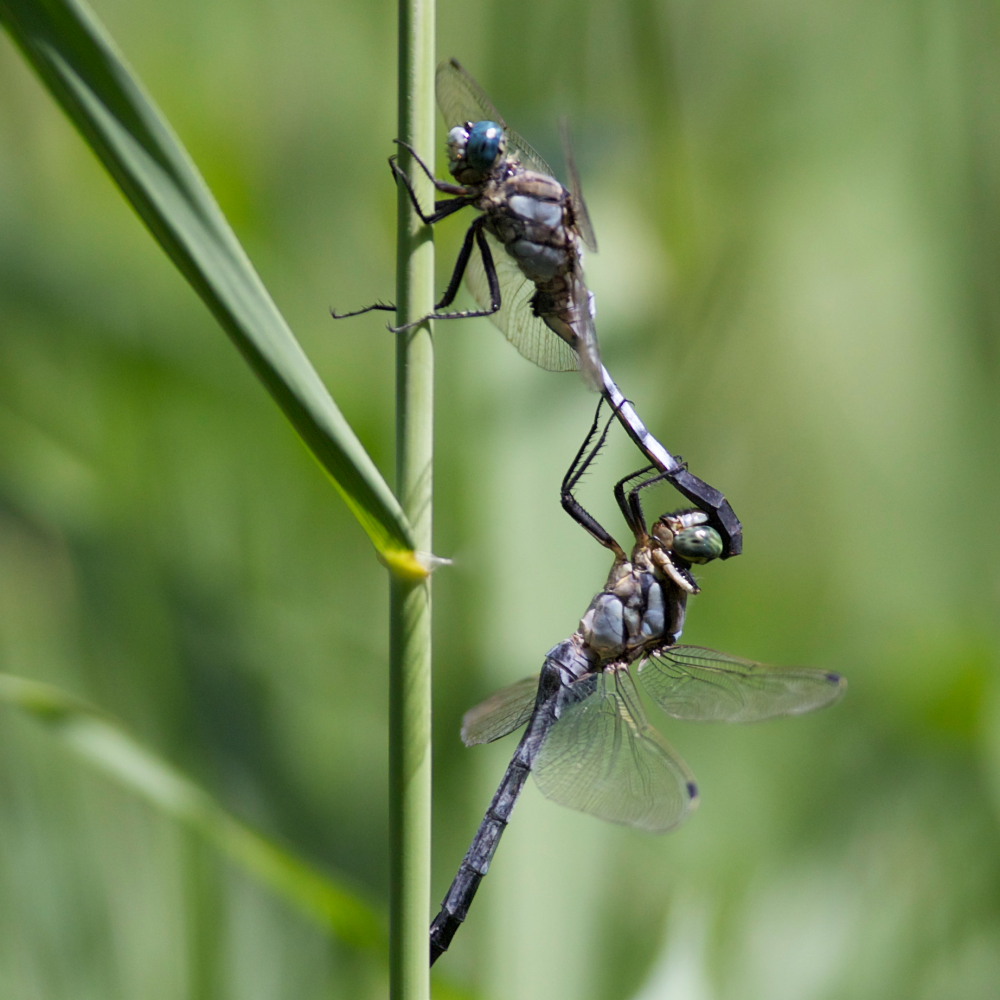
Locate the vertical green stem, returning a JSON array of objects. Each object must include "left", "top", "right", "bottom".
[{"left": 389, "top": 2, "right": 434, "bottom": 998}]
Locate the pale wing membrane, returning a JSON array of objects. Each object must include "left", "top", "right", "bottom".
[
  {"left": 461, "top": 675, "right": 538, "bottom": 746},
  {"left": 464, "top": 231, "right": 580, "bottom": 372},
  {"left": 565, "top": 268, "right": 602, "bottom": 388},
  {"left": 639, "top": 645, "right": 846, "bottom": 723},
  {"left": 532, "top": 670, "right": 697, "bottom": 833},
  {"left": 436, "top": 59, "right": 555, "bottom": 178},
  {"left": 560, "top": 118, "right": 597, "bottom": 252}
]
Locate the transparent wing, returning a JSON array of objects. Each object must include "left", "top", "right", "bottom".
[
  {"left": 639, "top": 645, "right": 846, "bottom": 723},
  {"left": 464, "top": 230, "right": 580, "bottom": 373},
  {"left": 436, "top": 59, "right": 554, "bottom": 178},
  {"left": 461, "top": 675, "right": 538, "bottom": 746},
  {"left": 532, "top": 668, "right": 698, "bottom": 833},
  {"left": 564, "top": 267, "right": 603, "bottom": 389},
  {"left": 560, "top": 118, "right": 597, "bottom": 252}
]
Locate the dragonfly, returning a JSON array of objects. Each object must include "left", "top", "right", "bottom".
[
  {"left": 333, "top": 58, "right": 743, "bottom": 558},
  {"left": 428, "top": 405, "right": 845, "bottom": 964}
]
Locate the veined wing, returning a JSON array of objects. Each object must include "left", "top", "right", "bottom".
[
  {"left": 464, "top": 231, "right": 580, "bottom": 373},
  {"left": 532, "top": 668, "right": 698, "bottom": 833},
  {"left": 560, "top": 118, "right": 597, "bottom": 253},
  {"left": 436, "top": 59, "right": 555, "bottom": 179},
  {"left": 564, "top": 266, "right": 602, "bottom": 388},
  {"left": 461, "top": 675, "right": 538, "bottom": 746},
  {"left": 559, "top": 126, "right": 602, "bottom": 385},
  {"left": 638, "top": 645, "right": 846, "bottom": 723}
]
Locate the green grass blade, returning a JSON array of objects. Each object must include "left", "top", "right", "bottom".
[
  {"left": 0, "top": 0, "right": 416, "bottom": 565},
  {"left": 0, "top": 672, "right": 388, "bottom": 953}
]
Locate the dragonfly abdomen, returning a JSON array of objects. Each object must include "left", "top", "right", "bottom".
[{"left": 430, "top": 664, "right": 567, "bottom": 965}]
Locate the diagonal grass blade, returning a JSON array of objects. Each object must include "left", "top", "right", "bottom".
[{"left": 0, "top": 0, "right": 418, "bottom": 569}]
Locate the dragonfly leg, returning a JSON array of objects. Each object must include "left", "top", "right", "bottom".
[
  {"left": 388, "top": 154, "right": 474, "bottom": 224},
  {"left": 393, "top": 139, "right": 470, "bottom": 197},
  {"left": 334, "top": 218, "right": 502, "bottom": 330},
  {"left": 329, "top": 301, "right": 395, "bottom": 320},
  {"left": 332, "top": 157, "right": 478, "bottom": 322},
  {"left": 613, "top": 465, "right": 660, "bottom": 540},
  {"left": 388, "top": 219, "right": 503, "bottom": 331},
  {"left": 560, "top": 399, "right": 626, "bottom": 556}
]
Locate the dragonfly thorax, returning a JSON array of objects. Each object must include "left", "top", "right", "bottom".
[
  {"left": 578, "top": 563, "right": 679, "bottom": 662},
  {"left": 482, "top": 176, "right": 574, "bottom": 284},
  {"left": 447, "top": 121, "right": 507, "bottom": 183}
]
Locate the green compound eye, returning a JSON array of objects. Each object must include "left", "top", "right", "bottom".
[{"left": 673, "top": 525, "right": 724, "bottom": 564}]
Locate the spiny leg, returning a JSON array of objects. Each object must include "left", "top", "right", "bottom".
[
  {"left": 333, "top": 215, "right": 503, "bottom": 328},
  {"left": 560, "top": 398, "right": 625, "bottom": 556},
  {"left": 330, "top": 145, "right": 476, "bottom": 321},
  {"left": 388, "top": 218, "right": 502, "bottom": 331},
  {"left": 613, "top": 465, "right": 673, "bottom": 542},
  {"left": 387, "top": 149, "right": 472, "bottom": 224}
]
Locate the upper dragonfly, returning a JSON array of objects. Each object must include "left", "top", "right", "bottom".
[
  {"left": 427, "top": 404, "right": 845, "bottom": 964},
  {"left": 334, "top": 58, "right": 743, "bottom": 557},
  {"left": 337, "top": 57, "right": 603, "bottom": 386}
]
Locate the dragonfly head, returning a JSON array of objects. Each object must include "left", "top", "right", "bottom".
[
  {"left": 447, "top": 120, "right": 507, "bottom": 182},
  {"left": 649, "top": 510, "right": 723, "bottom": 593},
  {"left": 653, "top": 511, "right": 723, "bottom": 565}
]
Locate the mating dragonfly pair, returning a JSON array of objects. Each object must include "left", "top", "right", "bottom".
[
  {"left": 335, "top": 58, "right": 742, "bottom": 558},
  {"left": 335, "top": 59, "right": 845, "bottom": 966}
]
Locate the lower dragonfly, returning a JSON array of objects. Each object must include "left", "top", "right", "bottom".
[
  {"left": 333, "top": 58, "right": 743, "bottom": 557},
  {"left": 428, "top": 406, "right": 845, "bottom": 964}
]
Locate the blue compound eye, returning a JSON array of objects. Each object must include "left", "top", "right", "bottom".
[{"left": 465, "top": 120, "right": 506, "bottom": 174}]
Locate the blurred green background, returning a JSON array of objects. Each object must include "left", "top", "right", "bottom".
[{"left": 2, "top": 0, "right": 999, "bottom": 997}]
